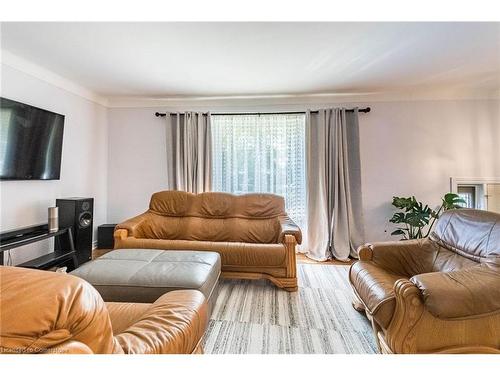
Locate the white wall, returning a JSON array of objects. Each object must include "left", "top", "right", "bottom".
[
  {"left": 107, "top": 107, "right": 169, "bottom": 222},
  {"left": 0, "top": 64, "right": 108, "bottom": 265},
  {"left": 360, "top": 99, "right": 500, "bottom": 241},
  {"left": 107, "top": 99, "right": 500, "bottom": 243}
]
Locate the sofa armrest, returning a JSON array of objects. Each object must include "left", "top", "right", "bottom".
[
  {"left": 278, "top": 215, "right": 302, "bottom": 245},
  {"left": 46, "top": 340, "right": 94, "bottom": 354},
  {"left": 410, "top": 264, "right": 500, "bottom": 319},
  {"left": 385, "top": 273, "right": 500, "bottom": 353},
  {"left": 112, "top": 290, "right": 208, "bottom": 354},
  {"left": 383, "top": 278, "right": 425, "bottom": 353},
  {"left": 115, "top": 211, "right": 152, "bottom": 238},
  {"left": 357, "top": 239, "right": 436, "bottom": 277}
]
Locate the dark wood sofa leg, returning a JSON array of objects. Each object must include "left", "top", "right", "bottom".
[{"left": 271, "top": 276, "right": 298, "bottom": 292}]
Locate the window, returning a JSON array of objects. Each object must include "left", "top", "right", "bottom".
[
  {"left": 457, "top": 185, "right": 477, "bottom": 208},
  {"left": 212, "top": 114, "right": 306, "bottom": 229}
]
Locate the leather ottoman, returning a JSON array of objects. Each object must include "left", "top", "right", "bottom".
[{"left": 71, "top": 249, "right": 221, "bottom": 313}]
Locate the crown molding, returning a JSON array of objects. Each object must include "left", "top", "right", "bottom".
[
  {"left": 106, "top": 87, "right": 500, "bottom": 108},
  {"left": 1, "top": 49, "right": 108, "bottom": 107}
]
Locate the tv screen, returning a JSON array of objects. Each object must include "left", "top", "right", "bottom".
[{"left": 0, "top": 97, "right": 64, "bottom": 180}]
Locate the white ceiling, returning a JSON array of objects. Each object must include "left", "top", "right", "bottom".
[{"left": 1, "top": 22, "right": 500, "bottom": 98}]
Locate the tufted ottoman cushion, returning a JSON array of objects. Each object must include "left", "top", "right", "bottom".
[{"left": 71, "top": 249, "right": 220, "bottom": 313}]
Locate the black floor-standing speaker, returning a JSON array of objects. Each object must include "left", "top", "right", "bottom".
[{"left": 55, "top": 197, "right": 94, "bottom": 267}]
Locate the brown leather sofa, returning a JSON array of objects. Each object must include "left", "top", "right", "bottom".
[
  {"left": 114, "top": 191, "right": 302, "bottom": 291},
  {"left": 349, "top": 209, "right": 500, "bottom": 354},
  {"left": 0, "top": 266, "right": 208, "bottom": 354}
]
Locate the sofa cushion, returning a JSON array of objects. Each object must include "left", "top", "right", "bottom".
[
  {"left": 114, "top": 239, "right": 287, "bottom": 268},
  {"left": 139, "top": 191, "right": 289, "bottom": 244},
  {"left": 149, "top": 190, "right": 286, "bottom": 219},
  {"left": 350, "top": 261, "right": 406, "bottom": 329},
  {"left": 106, "top": 302, "right": 151, "bottom": 335},
  {"left": 430, "top": 209, "right": 500, "bottom": 265},
  {"left": 0, "top": 266, "right": 118, "bottom": 354},
  {"left": 139, "top": 215, "right": 282, "bottom": 244},
  {"left": 71, "top": 250, "right": 220, "bottom": 307},
  {"left": 411, "top": 263, "right": 500, "bottom": 319},
  {"left": 431, "top": 246, "right": 478, "bottom": 273}
]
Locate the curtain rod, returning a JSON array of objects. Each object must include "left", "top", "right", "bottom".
[{"left": 154, "top": 107, "right": 370, "bottom": 117}]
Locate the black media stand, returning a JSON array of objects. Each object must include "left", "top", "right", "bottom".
[{"left": 0, "top": 224, "right": 79, "bottom": 270}]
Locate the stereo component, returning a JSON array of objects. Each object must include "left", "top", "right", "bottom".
[
  {"left": 48, "top": 206, "right": 59, "bottom": 233},
  {"left": 55, "top": 197, "right": 94, "bottom": 266}
]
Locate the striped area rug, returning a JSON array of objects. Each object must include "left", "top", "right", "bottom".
[{"left": 203, "top": 264, "right": 377, "bottom": 354}]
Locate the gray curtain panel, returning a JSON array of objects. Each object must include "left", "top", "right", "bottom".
[
  {"left": 166, "top": 112, "right": 212, "bottom": 193},
  {"left": 305, "top": 108, "right": 364, "bottom": 261}
]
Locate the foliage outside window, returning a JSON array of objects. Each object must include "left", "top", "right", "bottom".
[{"left": 212, "top": 114, "right": 306, "bottom": 229}]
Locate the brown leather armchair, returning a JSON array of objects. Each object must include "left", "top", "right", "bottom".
[
  {"left": 114, "top": 191, "right": 302, "bottom": 291},
  {"left": 0, "top": 266, "right": 208, "bottom": 354},
  {"left": 349, "top": 209, "right": 500, "bottom": 354}
]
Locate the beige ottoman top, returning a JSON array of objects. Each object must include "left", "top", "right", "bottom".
[{"left": 71, "top": 249, "right": 221, "bottom": 304}]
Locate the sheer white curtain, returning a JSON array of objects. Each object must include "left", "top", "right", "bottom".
[{"left": 211, "top": 114, "right": 306, "bottom": 230}]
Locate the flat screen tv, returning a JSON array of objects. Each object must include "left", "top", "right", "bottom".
[{"left": 0, "top": 97, "right": 64, "bottom": 180}]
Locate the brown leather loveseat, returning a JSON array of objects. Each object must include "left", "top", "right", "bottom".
[
  {"left": 350, "top": 209, "right": 500, "bottom": 354},
  {"left": 0, "top": 266, "right": 208, "bottom": 354},
  {"left": 114, "top": 191, "right": 302, "bottom": 291}
]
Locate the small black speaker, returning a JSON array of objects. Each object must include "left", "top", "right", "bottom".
[
  {"left": 55, "top": 197, "right": 94, "bottom": 266},
  {"left": 98, "top": 224, "right": 117, "bottom": 249}
]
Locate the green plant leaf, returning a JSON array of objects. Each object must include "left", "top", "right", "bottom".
[
  {"left": 392, "top": 196, "right": 415, "bottom": 211},
  {"left": 406, "top": 213, "right": 428, "bottom": 227},
  {"left": 442, "top": 192, "right": 466, "bottom": 210},
  {"left": 390, "top": 229, "right": 405, "bottom": 236},
  {"left": 389, "top": 212, "right": 407, "bottom": 223}
]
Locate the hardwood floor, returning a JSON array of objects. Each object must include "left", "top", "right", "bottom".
[
  {"left": 296, "top": 253, "right": 355, "bottom": 265},
  {"left": 92, "top": 248, "right": 113, "bottom": 259}
]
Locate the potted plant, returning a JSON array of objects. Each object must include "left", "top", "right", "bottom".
[{"left": 389, "top": 193, "right": 465, "bottom": 240}]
